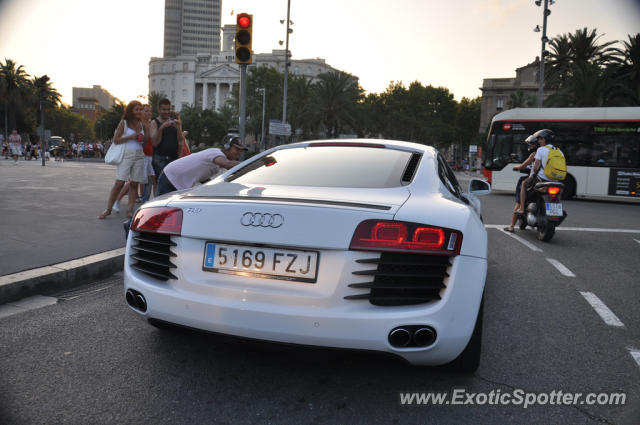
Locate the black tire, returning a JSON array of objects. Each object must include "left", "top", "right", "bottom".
[
  {"left": 562, "top": 175, "right": 576, "bottom": 200},
  {"left": 449, "top": 297, "right": 483, "bottom": 373},
  {"left": 537, "top": 222, "right": 555, "bottom": 241}
]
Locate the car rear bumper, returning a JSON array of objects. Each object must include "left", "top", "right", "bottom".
[{"left": 124, "top": 252, "right": 486, "bottom": 366}]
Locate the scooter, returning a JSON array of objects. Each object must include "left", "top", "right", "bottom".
[{"left": 516, "top": 169, "right": 568, "bottom": 241}]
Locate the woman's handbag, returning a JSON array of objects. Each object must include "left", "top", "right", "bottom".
[
  {"left": 104, "top": 120, "right": 126, "bottom": 165},
  {"left": 104, "top": 141, "right": 125, "bottom": 165}
]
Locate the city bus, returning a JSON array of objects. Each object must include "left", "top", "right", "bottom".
[{"left": 483, "top": 107, "right": 640, "bottom": 201}]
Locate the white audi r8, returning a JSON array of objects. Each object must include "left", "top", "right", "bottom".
[{"left": 124, "top": 139, "right": 490, "bottom": 372}]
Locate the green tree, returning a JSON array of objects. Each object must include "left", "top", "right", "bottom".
[
  {"left": 0, "top": 59, "right": 29, "bottom": 131},
  {"left": 612, "top": 33, "right": 640, "bottom": 104},
  {"left": 147, "top": 90, "right": 164, "bottom": 118},
  {"left": 545, "top": 28, "right": 619, "bottom": 106},
  {"left": 287, "top": 75, "right": 317, "bottom": 140},
  {"left": 45, "top": 107, "right": 95, "bottom": 141},
  {"left": 313, "top": 71, "right": 362, "bottom": 138},
  {"left": 96, "top": 102, "right": 125, "bottom": 139},
  {"left": 179, "top": 104, "right": 233, "bottom": 147}
]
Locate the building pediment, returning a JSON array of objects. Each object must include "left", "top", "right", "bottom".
[{"left": 198, "top": 64, "right": 239, "bottom": 79}]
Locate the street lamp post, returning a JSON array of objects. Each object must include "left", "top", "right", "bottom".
[
  {"left": 281, "top": 0, "right": 292, "bottom": 127},
  {"left": 535, "top": 0, "right": 552, "bottom": 108},
  {"left": 257, "top": 88, "right": 266, "bottom": 151}
]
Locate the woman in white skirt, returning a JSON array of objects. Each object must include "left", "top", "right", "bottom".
[{"left": 98, "top": 100, "right": 146, "bottom": 219}]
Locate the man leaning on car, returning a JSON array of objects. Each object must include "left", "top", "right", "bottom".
[{"left": 155, "top": 134, "right": 247, "bottom": 196}]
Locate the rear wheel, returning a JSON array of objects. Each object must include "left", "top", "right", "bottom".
[
  {"left": 537, "top": 221, "right": 556, "bottom": 241},
  {"left": 449, "top": 297, "right": 483, "bottom": 373}
]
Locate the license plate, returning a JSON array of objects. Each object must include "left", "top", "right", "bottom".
[
  {"left": 203, "top": 242, "right": 319, "bottom": 283},
  {"left": 545, "top": 202, "right": 563, "bottom": 216}
]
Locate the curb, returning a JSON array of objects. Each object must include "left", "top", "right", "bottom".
[{"left": 0, "top": 248, "right": 125, "bottom": 304}]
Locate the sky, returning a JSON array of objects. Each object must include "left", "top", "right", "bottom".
[{"left": 0, "top": 0, "right": 639, "bottom": 106}]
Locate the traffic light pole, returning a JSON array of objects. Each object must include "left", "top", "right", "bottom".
[{"left": 239, "top": 64, "right": 247, "bottom": 141}]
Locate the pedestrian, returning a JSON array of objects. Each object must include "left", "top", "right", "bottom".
[
  {"left": 139, "top": 104, "right": 157, "bottom": 202},
  {"left": 149, "top": 98, "right": 184, "bottom": 177},
  {"left": 8, "top": 129, "right": 21, "bottom": 165},
  {"left": 98, "top": 100, "right": 147, "bottom": 219},
  {"left": 156, "top": 134, "right": 246, "bottom": 196},
  {"left": 24, "top": 140, "right": 32, "bottom": 160}
]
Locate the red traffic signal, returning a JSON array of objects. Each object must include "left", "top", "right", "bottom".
[
  {"left": 235, "top": 13, "right": 253, "bottom": 64},
  {"left": 238, "top": 15, "right": 251, "bottom": 29}
]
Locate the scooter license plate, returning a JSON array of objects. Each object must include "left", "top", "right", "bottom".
[{"left": 546, "top": 203, "right": 562, "bottom": 216}]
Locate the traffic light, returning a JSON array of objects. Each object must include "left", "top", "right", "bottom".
[{"left": 235, "top": 13, "right": 253, "bottom": 65}]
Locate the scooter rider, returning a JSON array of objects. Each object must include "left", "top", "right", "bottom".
[
  {"left": 504, "top": 135, "right": 537, "bottom": 232},
  {"left": 516, "top": 129, "right": 558, "bottom": 214}
]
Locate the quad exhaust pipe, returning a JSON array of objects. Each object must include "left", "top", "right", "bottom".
[
  {"left": 388, "top": 326, "right": 436, "bottom": 348},
  {"left": 126, "top": 289, "right": 147, "bottom": 313}
]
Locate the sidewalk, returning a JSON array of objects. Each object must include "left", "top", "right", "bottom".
[{"left": 0, "top": 159, "right": 131, "bottom": 303}]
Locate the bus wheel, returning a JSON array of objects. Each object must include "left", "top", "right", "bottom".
[{"left": 562, "top": 175, "right": 576, "bottom": 200}]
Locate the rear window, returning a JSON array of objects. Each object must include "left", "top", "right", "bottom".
[{"left": 226, "top": 146, "right": 416, "bottom": 188}]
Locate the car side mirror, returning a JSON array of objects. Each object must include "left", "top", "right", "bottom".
[{"left": 469, "top": 179, "right": 491, "bottom": 196}]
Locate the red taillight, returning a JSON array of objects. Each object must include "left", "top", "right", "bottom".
[
  {"left": 349, "top": 220, "right": 461, "bottom": 255},
  {"left": 131, "top": 207, "right": 183, "bottom": 235},
  {"left": 548, "top": 186, "right": 561, "bottom": 196},
  {"left": 412, "top": 227, "right": 445, "bottom": 250}
]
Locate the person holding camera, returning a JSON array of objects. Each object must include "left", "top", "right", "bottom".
[
  {"left": 148, "top": 98, "right": 184, "bottom": 178},
  {"left": 98, "top": 100, "right": 146, "bottom": 219}
]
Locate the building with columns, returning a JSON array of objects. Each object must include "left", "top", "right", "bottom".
[{"left": 149, "top": 24, "right": 337, "bottom": 112}]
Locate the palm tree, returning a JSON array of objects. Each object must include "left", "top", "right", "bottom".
[
  {"left": 0, "top": 59, "right": 29, "bottom": 131},
  {"left": 287, "top": 75, "right": 316, "bottom": 140},
  {"left": 147, "top": 91, "right": 164, "bottom": 118},
  {"left": 612, "top": 33, "right": 640, "bottom": 104},
  {"left": 546, "top": 34, "right": 572, "bottom": 88},
  {"left": 29, "top": 75, "right": 61, "bottom": 106},
  {"left": 568, "top": 27, "right": 617, "bottom": 66},
  {"left": 313, "top": 71, "right": 361, "bottom": 138},
  {"left": 545, "top": 28, "right": 620, "bottom": 107}
]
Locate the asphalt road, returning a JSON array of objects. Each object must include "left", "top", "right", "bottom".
[{"left": 1, "top": 171, "right": 639, "bottom": 424}]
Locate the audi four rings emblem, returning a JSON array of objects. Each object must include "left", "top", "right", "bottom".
[{"left": 241, "top": 212, "right": 284, "bottom": 228}]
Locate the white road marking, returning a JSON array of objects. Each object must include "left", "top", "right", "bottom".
[
  {"left": 485, "top": 225, "right": 640, "bottom": 234},
  {"left": 546, "top": 258, "right": 576, "bottom": 277},
  {"left": 556, "top": 227, "right": 640, "bottom": 233},
  {"left": 634, "top": 239, "right": 640, "bottom": 245},
  {"left": 628, "top": 348, "right": 640, "bottom": 370},
  {"left": 580, "top": 292, "right": 625, "bottom": 327},
  {"left": 496, "top": 228, "right": 543, "bottom": 252}
]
